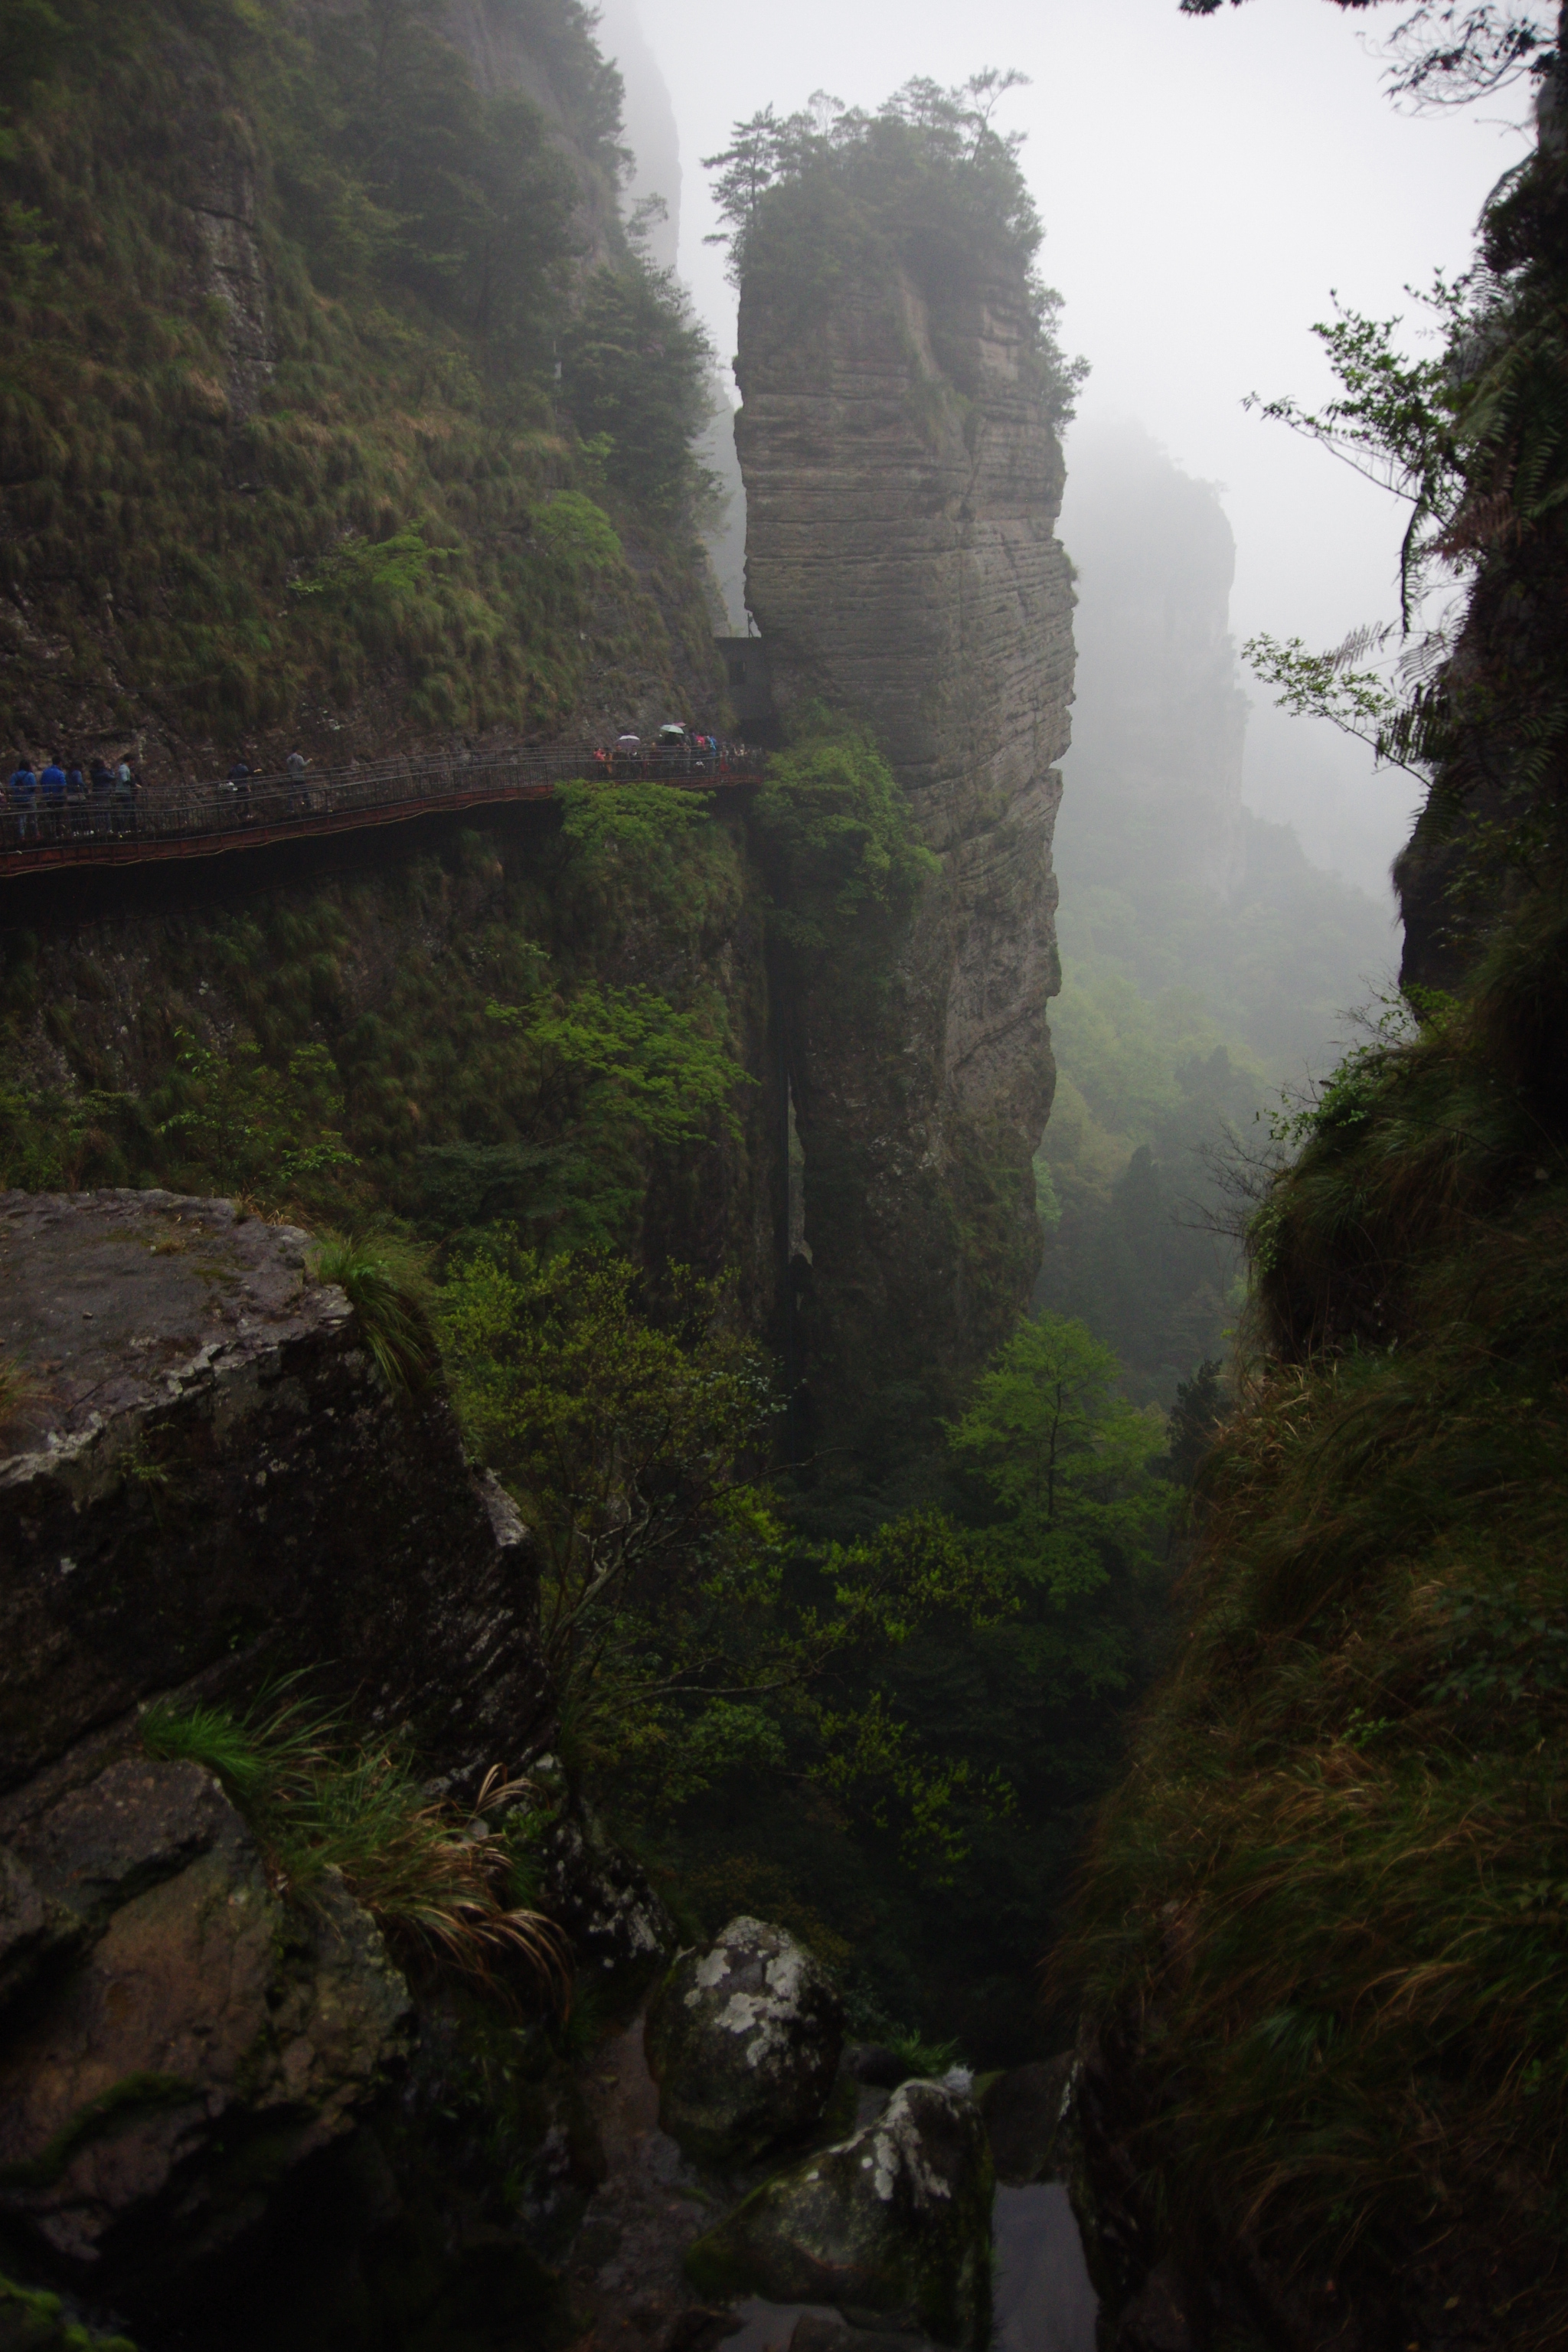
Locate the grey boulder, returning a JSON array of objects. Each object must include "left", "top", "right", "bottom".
[
  {"left": 683, "top": 2078, "right": 994, "bottom": 2348},
  {"left": 645, "top": 1915, "right": 844, "bottom": 2164},
  {"left": 0, "top": 1759, "right": 411, "bottom": 2309}
]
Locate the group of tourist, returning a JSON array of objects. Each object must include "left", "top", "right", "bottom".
[
  {"left": 597, "top": 722, "right": 728, "bottom": 780},
  {"left": 5, "top": 754, "right": 140, "bottom": 844},
  {"left": 1, "top": 746, "right": 322, "bottom": 852}
]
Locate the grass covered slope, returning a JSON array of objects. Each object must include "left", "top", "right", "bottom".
[
  {"left": 0, "top": 0, "right": 721, "bottom": 773},
  {"left": 0, "top": 783, "right": 772, "bottom": 1291},
  {"left": 1062, "top": 890, "right": 1568, "bottom": 2342}
]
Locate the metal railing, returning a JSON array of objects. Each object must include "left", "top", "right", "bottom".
[{"left": 0, "top": 743, "right": 763, "bottom": 874}]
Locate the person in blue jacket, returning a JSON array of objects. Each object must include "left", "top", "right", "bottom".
[
  {"left": 38, "top": 756, "right": 67, "bottom": 838},
  {"left": 8, "top": 760, "right": 38, "bottom": 843}
]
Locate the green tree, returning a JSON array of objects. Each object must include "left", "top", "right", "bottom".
[
  {"left": 948, "top": 1312, "right": 1173, "bottom": 1689},
  {"left": 158, "top": 1033, "right": 357, "bottom": 1199},
  {"left": 560, "top": 259, "right": 715, "bottom": 511},
  {"left": 439, "top": 1240, "right": 784, "bottom": 1788},
  {"left": 751, "top": 712, "right": 937, "bottom": 955},
  {"left": 439, "top": 1240, "right": 1037, "bottom": 1860}
]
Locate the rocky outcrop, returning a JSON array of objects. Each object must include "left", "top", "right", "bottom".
[
  {"left": 736, "top": 213, "right": 1072, "bottom": 1429},
  {"left": 645, "top": 1916, "right": 844, "bottom": 2164},
  {"left": 684, "top": 2078, "right": 994, "bottom": 2348},
  {"left": 0, "top": 1188, "right": 550, "bottom": 1799},
  {"left": 0, "top": 1760, "right": 410, "bottom": 2319}
]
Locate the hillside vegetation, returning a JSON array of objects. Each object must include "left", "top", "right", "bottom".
[
  {"left": 0, "top": 0, "right": 720, "bottom": 775},
  {"left": 1060, "top": 24, "right": 1568, "bottom": 2340}
]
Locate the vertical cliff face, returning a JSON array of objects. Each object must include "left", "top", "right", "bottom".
[{"left": 736, "top": 243, "right": 1073, "bottom": 1429}]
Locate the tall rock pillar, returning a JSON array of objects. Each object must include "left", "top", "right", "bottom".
[{"left": 736, "top": 245, "right": 1074, "bottom": 1453}]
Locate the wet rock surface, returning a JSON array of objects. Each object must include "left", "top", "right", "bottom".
[
  {"left": 0, "top": 1189, "right": 549, "bottom": 1795},
  {"left": 684, "top": 2079, "right": 994, "bottom": 2350},
  {"left": 0, "top": 1759, "right": 410, "bottom": 2312},
  {"left": 563, "top": 2011, "right": 720, "bottom": 2352},
  {"left": 979, "top": 2056, "right": 1075, "bottom": 2187},
  {"left": 647, "top": 1918, "right": 844, "bottom": 2165}
]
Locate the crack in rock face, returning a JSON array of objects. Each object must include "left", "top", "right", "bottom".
[{"left": 646, "top": 1917, "right": 844, "bottom": 2164}]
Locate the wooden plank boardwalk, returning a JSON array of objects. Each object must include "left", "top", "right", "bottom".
[{"left": 0, "top": 747, "right": 760, "bottom": 879}]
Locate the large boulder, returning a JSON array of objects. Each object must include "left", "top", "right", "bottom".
[
  {"left": 683, "top": 2078, "right": 994, "bottom": 2348},
  {"left": 0, "top": 1188, "right": 550, "bottom": 1798},
  {"left": 979, "top": 2054, "right": 1075, "bottom": 2186},
  {"left": 645, "top": 1916, "right": 843, "bottom": 2164},
  {"left": 0, "top": 1758, "right": 410, "bottom": 2316}
]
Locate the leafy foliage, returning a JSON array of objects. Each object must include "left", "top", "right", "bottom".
[
  {"left": 752, "top": 711, "right": 936, "bottom": 955},
  {"left": 158, "top": 1032, "right": 356, "bottom": 1199},
  {"left": 560, "top": 260, "right": 716, "bottom": 513},
  {"left": 499, "top": 982, "right": 749, "bottom": 1151},
  {"left": 949, "top": 1315, "right": 1171, "bottom": 1635},
  {"left": 439, "top": 1239, "right": 782, "bottom": 1791},
  {"left": 705, "top": 75, "right": 1085, "bottom": 424}
]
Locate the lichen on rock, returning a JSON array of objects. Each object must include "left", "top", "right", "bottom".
[
  {"left": 644, "top": 1916, "right": 844, "bottom": 2164},
  {"left": 682, "top": 2077, "right": 993, "bottom": 2348}
]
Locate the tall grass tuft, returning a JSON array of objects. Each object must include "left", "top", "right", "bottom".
[
  {"left": 311, "top": 1229, "right": 438, "bottom": 1396},
  {"left": 141, "top": 1691, "right": 569, "bottom": 2001}
]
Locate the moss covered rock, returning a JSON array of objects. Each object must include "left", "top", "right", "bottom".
[
  {"left": 0, "top": 1760, "right": 410, "bottom": 2312},
  {"left": 644, "top": 1916, "right": 843, "bottom": 2164},
  {"left": 682, "top": 2079, "right": 994, "bottom": 2348}
]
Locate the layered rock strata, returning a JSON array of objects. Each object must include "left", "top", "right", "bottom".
[{"left": 736, "top": 244, "right": 1073, "bottom": 1426}]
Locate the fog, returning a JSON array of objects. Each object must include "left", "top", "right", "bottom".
[{"left": 605, "top": 0, "right": 1539, "bottom": 897}]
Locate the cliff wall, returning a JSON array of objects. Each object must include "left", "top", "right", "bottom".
[
  {"left": 736, "top": 230, "right": 1073, "bottom": 1429},
  {"left": 0, "top": 795, "right": 779, "bottom": 1325},
  {"left": 0, "top": 1187, "right": 546, "bottom": 1798},
  {"left": 0, "top": 0, "right": 720, "bottom": 785}
]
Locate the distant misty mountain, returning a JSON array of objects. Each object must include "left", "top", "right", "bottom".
[{"left": 1054, "top": 419, "right": 1396, "bottom": 1068}]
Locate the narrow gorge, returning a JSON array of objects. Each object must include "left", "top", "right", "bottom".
[{"left": 7, "top": 5, "right": 1567, "bottom": 2352}]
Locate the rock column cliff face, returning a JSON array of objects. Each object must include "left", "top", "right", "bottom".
[{"left": 736, "top": 254, "right": 1073, "bottom": 1423}]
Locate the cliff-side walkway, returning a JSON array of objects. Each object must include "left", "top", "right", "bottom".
[{"left": 0, "top": 746, "right": 759, "bottom": 878}]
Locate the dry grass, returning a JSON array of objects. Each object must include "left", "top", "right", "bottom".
[{"left": 142, "top": 1694, "right": 570, "bottom": 2003}]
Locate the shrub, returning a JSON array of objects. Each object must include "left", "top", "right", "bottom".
[{"left": 751, "top": 710, "right": 936, "bottom": 955}]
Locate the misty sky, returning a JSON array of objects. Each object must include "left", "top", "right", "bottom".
[{"left": 623, "top": 0, "right": 1541, "bottom": 897}]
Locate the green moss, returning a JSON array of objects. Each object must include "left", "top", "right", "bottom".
[{"left": 0, "top": 2272, "right": 137, "bottom": 2352}]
